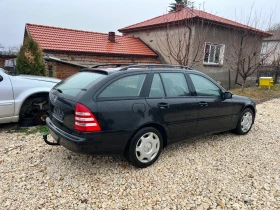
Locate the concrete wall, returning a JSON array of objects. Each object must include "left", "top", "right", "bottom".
[
  {"left": 262, "top": 40, "right": 280, "bottom": 65},
  {"left": 121, "top": 24, "right": 195, "bottom": 65},
  {"left": 122, "top": 22, "right": 264, "bottom": 89},
  {"left": 191, "top": 24, "right": 263, "bottom": 88}
]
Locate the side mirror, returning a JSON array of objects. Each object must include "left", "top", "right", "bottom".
[
  {"left": 0, "top": 75, "right": 3, "bottom": 82},
  {"left": 223, "top": 91, "right": 232, "bottom": 99}
]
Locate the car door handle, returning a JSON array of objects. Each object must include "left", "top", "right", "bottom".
[
  {"left": 157, "top": 103, "right": 170, "bottom": 109},
  {"left": 199, "top": 102, "right": 208, "bottom": 107}
]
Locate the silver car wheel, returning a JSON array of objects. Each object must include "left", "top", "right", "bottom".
[
  {"left": 241, "top": 112, "right": 253, "bottom": 132},
  {"left": 135, "top": 132, "right": 160, "bottom": 163}
]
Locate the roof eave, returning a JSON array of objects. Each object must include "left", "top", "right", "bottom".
[
  {"left": 119, "top": 18, "right": 271, "bottom": 37},
  {"left": 43, "top": 49, "right": 158, "bottom": 57},
  {"left": 43, "top": 56, "right": 88, "bottom": 68},
  {"left": 119, "top": 20, "right": 191, "bottom": 33}
]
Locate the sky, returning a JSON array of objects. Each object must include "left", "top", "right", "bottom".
[{"left": 0, "top": 0, "right": 279, "bottom": 47}]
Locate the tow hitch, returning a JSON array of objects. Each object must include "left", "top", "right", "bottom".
[{"left": 43, "top": 134, "right": 60, "bottom": 146}]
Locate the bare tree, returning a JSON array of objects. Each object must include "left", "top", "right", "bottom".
[
  {"left": 0, "top": 44, "right": 20, "bottom": 55},
  {"left": 269, "top": 23, "right": 280, "bottom": 31},
  {"left": 0, "top": 43, "right": 4, "bottom": 52},
  {"left": 225, "top": 8, "right": 279, "bottom": 90},
  {"left": 154, "top": 8, "right": 213, "bottom": 67}
]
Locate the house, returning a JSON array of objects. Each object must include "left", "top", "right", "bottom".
[
  {"left": 260, "top": 30, "right": 280, "bottom": 83},
  {"left": 0, "top": 54, "right": 17, "bottom": 69},
  {"left": 118, "top": 5, "right": 271, "bottom": 88},
  {"left": 261, "top": 29, "right": 280, "bottom": 65},
  {"left": 24, "top": 23, "right": 159, "bottom": 79}
]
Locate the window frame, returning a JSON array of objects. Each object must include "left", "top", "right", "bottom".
[
  {"left": 203, "top": 42, "right": 225, "bottom": 66},
  {"left": 188, "top": 73, "right": 223, "bottom": 98},
  {"left": 96, "top": 72, "right": 149, "bottom": 101}
]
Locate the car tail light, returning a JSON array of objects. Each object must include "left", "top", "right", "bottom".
[{"left": 74, "top": 103, "right": 101, "bottom": 132}]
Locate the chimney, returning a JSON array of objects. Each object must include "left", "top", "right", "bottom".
[
  {"left": 176, "top": 4, "right": 183, "bottom": 12},
  {"left": 108, "top": 31, "right": 115, "bottom": 42}
]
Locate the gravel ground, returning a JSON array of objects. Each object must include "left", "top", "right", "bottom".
[{"left": 0, "top": 99, "right": 280, "bottom": 210}]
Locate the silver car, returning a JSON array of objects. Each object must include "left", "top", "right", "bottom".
[{"left": 0, "top": 68, "right": 61, "bottom": 125}]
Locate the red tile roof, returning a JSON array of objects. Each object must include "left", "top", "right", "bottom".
[
  {"left": 119, "top": 8, "right": 271, "bottom": 36},
  {"left": 26, "top": 23, "right": 157, "bottom": 56}
]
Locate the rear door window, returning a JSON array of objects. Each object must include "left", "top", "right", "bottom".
[
  {"left": 99, "top": 74, "right": 146, "bottom": 98},
  {"left": 160, "top": 73, "right": 190, "bottom": 97},
  {"left": 54, "top": 72, "right": 106, "bottom": 97}
]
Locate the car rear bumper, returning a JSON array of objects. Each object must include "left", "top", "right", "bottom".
[{"left": 45, "top": 117, "right": 130, "bottom": 155}]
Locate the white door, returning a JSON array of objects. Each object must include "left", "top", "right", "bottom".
[{"left": 0, "top": 71, "right": 14, "bottom": 118}]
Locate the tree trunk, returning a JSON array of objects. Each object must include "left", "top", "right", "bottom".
[{"left": 241, "top": 78, "right": 247, "bottom": 91}]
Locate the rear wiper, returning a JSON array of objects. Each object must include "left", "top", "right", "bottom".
[
  {"left": 81, "top": 88, "right": 87, "bottom": 91},
  {"left": 54, "top": 88, "right": 63, "bottom": 93}
]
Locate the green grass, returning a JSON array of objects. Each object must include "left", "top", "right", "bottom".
[
  {"left": 7, "top": 125, "right": 49, "bottom": 135},
  {"left": 230, "top": 84, "right": 280, "bottom": 103}
]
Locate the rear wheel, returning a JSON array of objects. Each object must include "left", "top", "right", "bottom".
[
  {"left": 235, "top": 108, "right": 254, "bottom": 135},
  {"left": 125, "top": 127, "right": 163, "bottom": 168}
]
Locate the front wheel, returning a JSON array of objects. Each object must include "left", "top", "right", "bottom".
[
  {"left": 125, "top": 127, "right": 163, "bottom": 168},
  {"left": 19, "top": 97, "right": 49, "bottom": 126},
  {"left": 235, "top": 108, "right": 254, "bottom": 135}
]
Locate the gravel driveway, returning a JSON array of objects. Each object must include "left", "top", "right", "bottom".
[{"left": 1, "top": 99, "right": 280, "bottom": 210}]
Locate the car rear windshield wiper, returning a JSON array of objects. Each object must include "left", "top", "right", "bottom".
[{"left": 53, "top": 88, "right": 63, "bottom": 93}]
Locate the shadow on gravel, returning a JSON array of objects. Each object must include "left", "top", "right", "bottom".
[
  {"left": 46, "top": 131, "right": 236, "bottom": 172},
  {"left": 0, "top": 123, "right": 18, "bottom": 131}
]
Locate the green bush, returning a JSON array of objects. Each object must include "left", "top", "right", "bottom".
[{"left": 16, "top": 37, "right": 46, "bottom": 76}]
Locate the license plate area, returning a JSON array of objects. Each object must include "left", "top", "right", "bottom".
[{"left": 53, "top": 107, "right": 64, "bottom": 122}]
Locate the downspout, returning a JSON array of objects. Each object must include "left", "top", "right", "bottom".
[{"left": 184, "top": 20, "right": 192, "bottom": 66}]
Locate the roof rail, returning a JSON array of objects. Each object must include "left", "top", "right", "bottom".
[
  {"left": 90, "top": 63, "right": 137, "bottom": 68},
  {"left": 119, "top": 64, "right": 193, "bottom": 71}
]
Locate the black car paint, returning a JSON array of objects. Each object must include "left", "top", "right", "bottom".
[{"left": 46, "top": 69, "right": 256, "bottom": 155}]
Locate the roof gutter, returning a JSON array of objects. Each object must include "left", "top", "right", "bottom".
[{"left": 43, "top": 56, "right": 88, "bottom": 68}]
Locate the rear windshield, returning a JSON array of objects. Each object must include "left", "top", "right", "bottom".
[{"left": 54, "top": 72, "right": 106, "bottom": 97}]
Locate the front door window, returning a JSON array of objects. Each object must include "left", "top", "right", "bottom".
[{"left": 189, "top": 74, "right": 221, "bottom": 97}]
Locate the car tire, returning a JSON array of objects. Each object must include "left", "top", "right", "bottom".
[
  {"left": 235, "top": 108, "right": 254, "bottom": 135},
  {"left": 125, "top": 127, "right": 163, "bottom": 168}
]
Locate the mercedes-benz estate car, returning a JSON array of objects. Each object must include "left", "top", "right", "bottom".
[{"left": 44, "top": 64, "right": 256, "bottom": 168}]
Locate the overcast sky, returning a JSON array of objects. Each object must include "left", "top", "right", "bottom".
[{"left": 0, "top": 0, "right": 279, "bottom": 47}]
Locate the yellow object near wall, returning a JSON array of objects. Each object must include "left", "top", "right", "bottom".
[{"left": 259, "top": 77, "right": 274, "bottom": 89}]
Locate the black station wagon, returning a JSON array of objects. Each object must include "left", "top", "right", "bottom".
[{"left": 44, "top": 64, "right": 256, "bottom": 168}]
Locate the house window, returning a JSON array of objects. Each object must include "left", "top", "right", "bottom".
[{"left": 203, "top": 43, "right": 225, "bottom": 65}]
